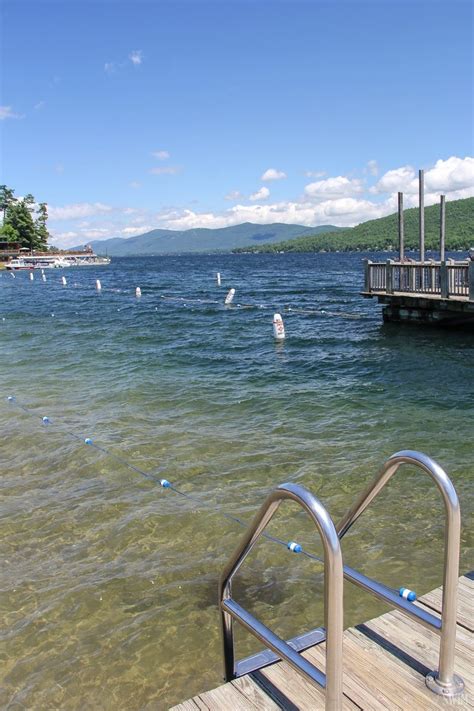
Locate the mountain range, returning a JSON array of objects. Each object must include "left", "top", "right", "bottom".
[{"left": 82, "top": 223, "right": 340, "bottom": 255}]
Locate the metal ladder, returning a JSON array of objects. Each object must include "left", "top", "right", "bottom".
[{"left": 219, "top": 450, "right": 465, "bottom": 711}]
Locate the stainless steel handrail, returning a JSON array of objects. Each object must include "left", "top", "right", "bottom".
[
  {"left": 219, "top": 482, "right": 344, "bottom": 711},
  {"left": 336, "top": 449, "right": 464, "bottom": 698}
]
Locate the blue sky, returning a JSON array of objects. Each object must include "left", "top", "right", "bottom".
[{"left": 1, "top": 0, "right": 473, "bottom": 246}]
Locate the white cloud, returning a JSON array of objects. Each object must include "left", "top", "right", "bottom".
[
  {"left": 151, "top": 150, "right": 170, "bottom": 160},
  {"left": 372, "top": 157, "right": 474, "bottom": 197},
  {"left": 249, "top": 186, "right": 270, "bottom": 201},
  {"left": 367, "top": 160, "right": 378, "bottom": 176},
  {"left": 54, "top": 163, "right": 64, "bottom": 175},
  {"left": 305, "top": 175, "right": 364, "bottom": 199},
  {"left": 49, "top": 202, "right": 113, "bottom": 220},
  {"left": 149, "top": 166, "right": 181, "bottom": 175},
  {"left": 305, "top": 170, "right": 326, "bottom": 178},
  {"left": 261, "top": 168, "right": 287, "bottom": 181},
  {"left": 225, "top": 190, "right": 243, "bottom": 201},
  {"left": 49, "top": 155, "right": 473, "bottom": 248},
  {"left": 34, "top": 101, "right": 46, "bottom": 111},
  {"left": 370, "top": 165, "right": 415, "bottom": 194},
  {"left": 129, "top": 50, "right": 143, "bottom": 66},
  {"left": 129, "top": 181, "right": 141, "bottom": 189},
  {"left": 0, "top": 105, "right": 24, "bottom": 120},
  {"left": 104, "top": 62, "right": 116, "bottom": 73}
]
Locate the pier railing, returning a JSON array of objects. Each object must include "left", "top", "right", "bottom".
[{"left": 364, "top": 259, "right": 474, "bottom": 301}]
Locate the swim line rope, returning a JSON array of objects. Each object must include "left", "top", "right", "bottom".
[{"left": 4, "top": 398, "right": 416, "bottom": 602}]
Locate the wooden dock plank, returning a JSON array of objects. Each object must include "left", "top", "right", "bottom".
[
  {"left": 172, "top": 576, "right": 473, "bottom": 710},
  {"left": 417, "top": 576, "right": 473, "bottom": 632},
  {"left": 304, "top": 631, "right": 451, "bottom": 711},
  {"left": 256, "top": 659, "right": 359, "bottom": 710}
]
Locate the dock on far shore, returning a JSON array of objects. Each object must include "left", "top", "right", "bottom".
[{"left": 171, "top": 572, "right": 473, "bottom": 710}]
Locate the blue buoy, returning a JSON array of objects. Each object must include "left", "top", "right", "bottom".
[
  {"left": 42, "top": 416, "right": 50, "bottom": 425},
  {"left": 399, "top": 587, "right": 417, "bottom": 602},
  {"left": 287, "top": 541, "right": 302, "bottom": 553},
  {"left": 84, "top": 437, "right": 93, "bottom": 445},
  {"left": 160, "top": 479, "right": 171, "bottom": 488}
]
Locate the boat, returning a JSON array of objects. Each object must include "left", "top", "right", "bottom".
[
  {"left": 6, "top": 251, "right": 110, "bottom": 270},
  {"left": 6, "top": 256, "right": 71, "bottom": 270}
]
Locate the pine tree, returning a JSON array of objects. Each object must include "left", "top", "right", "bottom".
[
  {"left": 6, "top": 200, "right": 37, "bottom": 249},
  {"left": 0, "top": 185, "right": 16, "bottom": 222},
  {"left": 35, "top": 202, "right": 50, "bottom": 249}
]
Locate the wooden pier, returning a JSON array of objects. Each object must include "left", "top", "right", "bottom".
[
  {"left": 362, "top": 259, "right": 474, "bottom": 326},
  {"left": 171, "top": 572, "right": 473, "bottom": 710}
]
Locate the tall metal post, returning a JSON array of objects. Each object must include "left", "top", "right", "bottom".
[
  {"left": 419, "top": 169, "right": 425, "bottom": 262},
  {"left": 440, "top": 195, "right": 446, "bottom": 262},
  {"left": 398, "top": 192, "right": 404, "bottom": 261}
]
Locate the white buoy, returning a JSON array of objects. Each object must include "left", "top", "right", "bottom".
[
  {"left": 10, "top": 272, "right": 15, "bottom": 278},
  {"left": 29, "top": 272, "right": 34, "bottom": 281},
  {"left": 272, "top": 313, "right": 285, "bottom": 340},
  {"left": 96, "top": 279, "right": 102, "bottom": 291},
  {"left": 61, "top": 276, "right": 67, "bottom": 286},
  {"left": 42, "top": 271, "right": 47, "bottom": 282},
  {"left": 135, "top": 286, "right": 142, "bottom": 298},
  {"left": 216, "top": 272, "right": 221, "bottom": 286},
  {"left": 224, "top": 288, "right": 235, "bottom": 305}
]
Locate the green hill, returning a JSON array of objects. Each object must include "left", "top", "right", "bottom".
[
  {"left": 84, "top": 222, "right": 341, "bottom": 256},
  {"left": 233, "top": 197, "right": 474, "bottom": 253}
]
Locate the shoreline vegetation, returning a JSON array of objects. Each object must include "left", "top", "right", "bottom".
[{"left": 232, "top": 198, "right": 474, "bottom": 254}]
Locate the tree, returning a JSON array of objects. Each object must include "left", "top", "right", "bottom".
[
  {"left": 35, "top": 202, "right": 50, "bottom": 249},
  {"left": 0, "top": 222, "right": 20, "bottom": 243},
  {"left": 6, "top": 200, "right": 37, "bottom": 249},
  {"left": 0, "top": 185, "right": 16, "bottom": 222}
]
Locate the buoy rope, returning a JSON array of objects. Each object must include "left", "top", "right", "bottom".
[
  {"left": 5, "top": 396, "right": 314, "bottom": 560},
  {"left": 5, "top": 395, "right": 416, "bottom": 599}
]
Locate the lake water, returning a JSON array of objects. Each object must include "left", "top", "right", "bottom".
[{"left": 1, "top": 252, "right": 473, "bottom": 710}]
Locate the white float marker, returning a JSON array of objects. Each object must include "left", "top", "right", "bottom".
[
  {"left": 10, "top": 272, "right": 15, "bottom": 278},
  {"left": 272, "top": 313, "right": 286, "bottom": 340},
  {"left": 96, "top": 279, "right": 102, "bottom": 291},
  {"left": 42, "top": 271, "right": 47, "bottom": 282},
  {"left": 216, "top": 272, "right": 221, "bottom": 286},
  {"left": 224, "top": 288, "right": 235, "bottom": 305},
  {"left": 135, "top": 286, "right": 142, "bottom": 298},
  {"left": 61, "top": 276, "right": 67, "bottom": 286},
  {"left": 29, "top": 272, "right": 34, "bottom": 281}
]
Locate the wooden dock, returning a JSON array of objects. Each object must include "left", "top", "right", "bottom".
[
  {"left": 171, "top": 572, "right": 473, "bottom": 710},
  {"left": 362, "top": 260, "right": 474, "bottom": 326}
]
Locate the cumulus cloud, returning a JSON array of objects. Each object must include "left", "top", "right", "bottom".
[
  {"left": 372, "top": 157, "right": 474, "bottom": 197},
  {"left": 49, "top": 202, "right": 113, "bottom": 220},
  {"left": 149, "top": 166, "right": 181, "bottom": 175},
  {"left": 305, "top": 175, "right": 364, "bottom": 199},
  {"left": 151, "top": 150, "right": 170, "bottom": 160},
  {"left": 370, "top": 165, "right": 415, "bottom": 194},
  {"left": 49, "top": 155, "right": 473, "bottom": 248},
  {"left": 261, "top": 168, "right": 287, "bottom": 181},
  {"left": 249, "top": 186, "right": 270, "bottom": 201},
  {"left": 129, "top": 50, "right": 143, "bottom": 66},
  {"left": 367, "top": 160, "right": 378, "bottom": 176},
  {"left": 0, "top": 105, "right": 24, "bottom": 120}
]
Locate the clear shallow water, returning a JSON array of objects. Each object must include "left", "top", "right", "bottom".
[{"left": 0, "top": 253, "right": 473, "bottom": 710}]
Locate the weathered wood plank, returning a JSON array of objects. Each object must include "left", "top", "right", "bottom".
[
  {"left": 257, "top": 659, "right": 359, "bottom": 710},
  {"left": 365, "top": 609, "right": 474, "bottom": 697},
  {"left": 231, "top": 675, "right": 281, "bottom": 710},
  {"left": 172, "top": 577, "right": 473, "bottom": 710},
  {"left": 417, "top": 577, "right": 473, "bottom": 632}
]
